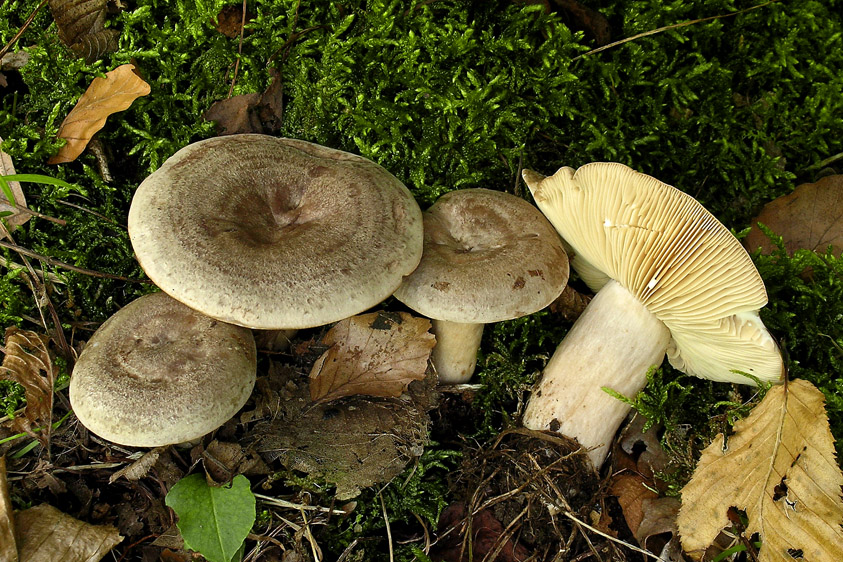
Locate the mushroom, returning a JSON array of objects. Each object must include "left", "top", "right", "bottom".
[
  {"left": 393, "top": 188, "right": 569, "bottom": 383},
  {"left": 128, "top": 134, "right": 423, "bottom": 330},
  {"left": 521, "top": 163, "right": 784, "bottom": 466},
  {"left": 70, "top": 292, "right": 257, "bottom": 447}
]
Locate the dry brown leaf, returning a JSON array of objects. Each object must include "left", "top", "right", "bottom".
[
  {"left": 49, "top": 0, "right": 120, "bottom": 62},
  {"left": 108, "top": 447, "right": 164, "bottom": 484},
  {"left": 0, "top": 328, "right": 55, "bottom": 445},
  {"left": 745, "top": 175, "right": 843, "bottom": 256},
  {"left": 203, "top": 67, "right": 284, "bottom": 135},
  {"left": 0, "top": 136, "right": 30, "bottom": 232},
  {"left": 678, "top": 379, "right": 843, "bottom": 561},
  {"left": 14, "top": 503, "right": 123, "bottom": 562},
  {"left": 0, "top": 457, "right": 17, "bottom": 562},
  {"left": 48, "top": 64, "right": 150, "bottom": 164},
  {"left": 309, "top": 311, "right": 435, "bottom": 403}
]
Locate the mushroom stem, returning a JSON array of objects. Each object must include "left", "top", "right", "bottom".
[
  {"left": 430, "top": 319, "right": 485, "bottom": 384},
  {"left": 522, "top": 280, "right": 671, "bottom": 467}
]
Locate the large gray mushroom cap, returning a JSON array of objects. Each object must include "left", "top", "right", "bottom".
[
  {"left": 70, "top": 292, "right": 257, "bottom": 447},
  {"left": 393, "top": 188, "right": 569, "bottom": 323},
  {"left": 128, "top": 134, "right": 423, "bottom": 329}
]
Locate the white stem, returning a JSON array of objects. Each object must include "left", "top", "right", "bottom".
[
  {"left": 522, "top": 280, "right": 671, "bottom": 467},
  {"left": 431, "top": 320, "right": 485, "bottom": 384}
]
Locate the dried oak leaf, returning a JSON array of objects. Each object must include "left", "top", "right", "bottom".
[
  {"left": 610, "top": 474, "right": 680, "bottom": 549},
  {"left": 0, "top": 328, "right": 54, "bottom": 445},
  {"left": 745, "top": 175, "right": 843, "bottom": 256},
  {"left": 48, "top": 64, "right": 150, "bottom": 165},
  {"left": 203, "top": 67, "right": 284, "bottom": 135},
  {"left": 14, "top": 503, "right": 122, "bottom": 562},
  {"left": 49, "top": 0, "right": 119, "bottom": 62},
  {"left": 309, "top": 311, "right": 435, "bottom": 403},
  {"left": 0, "top": 136, "right": 30, "bottom": 231},
  {"left": 678, "top": 379, "right": 843, "bottom": 561}
]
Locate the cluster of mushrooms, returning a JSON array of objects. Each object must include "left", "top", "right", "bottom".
[{"left": 69, "top": 134, "right": 784, "bottom": 468}]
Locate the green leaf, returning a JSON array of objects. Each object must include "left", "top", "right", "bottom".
[
  {"left": 0, "top": 173, "right": 77, "bottom": 191},
  {"left": 165, "top": 474, "right": 256, "bottom": 562}
]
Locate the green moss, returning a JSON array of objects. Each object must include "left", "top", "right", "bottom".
[
  {"left": 320, "top": 446, "right": 459, "bottom": 561},
  {"left": 3, "top": 0, "right": 843, "bottom": 555}
]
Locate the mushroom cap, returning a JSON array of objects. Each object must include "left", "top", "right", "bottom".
[
  {"left": 393, "top": 188, "right": 569, "bottom": 323},
  {"left": 523, "top": 163, "right": 782, "bottom": 384},
  {"left": 128, "top": 134, "right": 423, "bottom": 329},
  {"left": 70, "top": 292, "right": 257, "bottom": 447}
]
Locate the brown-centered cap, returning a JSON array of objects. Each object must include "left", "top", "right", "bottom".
[
  {"left": 128, "top": 134, "right": 423, "bottom": 329},
  {"left": 69, "top": 292, "right": 257, "bottom": 447},
  {"left": 393, "top": 188, "right": 569, "bottom": 323},
  {"left": 523, "top": 163, "right": 783, "bottom": 383}
]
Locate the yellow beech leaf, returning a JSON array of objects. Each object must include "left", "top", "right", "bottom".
[
  {"left": 48, "top": 64, "right": 150, "bottom": 164},
  {"left": 678, "top": 379, "right": 843, "bottom": 561},
  {"left": 309, "top": 311, "right": 435, "bottom": 403}
]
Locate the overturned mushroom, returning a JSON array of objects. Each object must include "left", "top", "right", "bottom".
[
  {"left": 70, "top": 292, "right": 257, "bottom": 447},
  {"left": 128, "top": 134, "right": 423, "bottom": 329},
  {"left": 522, "top": 163, "right": 783, "bottom": 466},
  {"left": 394, "top": 188, "right": 569, "bottom": 383}
]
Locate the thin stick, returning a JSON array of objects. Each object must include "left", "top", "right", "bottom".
[
  {"left": 380, "top": 492, "right": 394, "bottom": 562},
  {"left": 227, "top": 0, "right": 249, "bottom": 98},
  {"left": 253, "top": 493, "right": 347, "bottom": 515},
  {"left": 0, "top": 0, "right": 48, "bottom": 61},
  {"left": 562, "top": 511, "right": 669, "bottom": 562},
  {"left": 573, "top": 0, "right": 779, "bottom": 61},
  {"left": 0, "top": 239, "right": 149, "bottom": 282}
]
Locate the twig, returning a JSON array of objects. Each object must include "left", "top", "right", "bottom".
[
  {"left": 573, "top": 0, "right": 780, "bottom": 61},
  {"left": 804, "top": 151, "right": 843, "bottom": 171},
  {"left": 0, "top": 239, "right": 148, "bottom": 282},
  {"left": 0, "top": 0, "right": 48, "bottom": 61},
  {"left": 1, "top": 205, "right": 66, "bottom": 226},
  {"left": 380, "top": 492, "right": 394, "bottom": 562},
  {"left": 0, "top": 256, "right": 65, "bottom": 284},
  {"left": 253, "top": 493, "right": 348, "bottom": 515},
  {"left": 562, "top": 511, "right": 669, "bottom": 562},
  {"left": 227, "top": 0, "right": 249, "bottom": 98}
]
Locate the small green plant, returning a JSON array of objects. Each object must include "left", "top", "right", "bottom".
[{"left": 165, "top": 474, "right": 256, "bottom": 562}]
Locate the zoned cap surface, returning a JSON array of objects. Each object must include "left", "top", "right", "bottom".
[
  {"left": 128, "top": 134, "right": 424, "bottom": 329},
  {"left": 394, "top": 188, "right": 569, "bottom": 323},
  {"left": 70, "top": 292, "right": 257, "bottom": 447}
]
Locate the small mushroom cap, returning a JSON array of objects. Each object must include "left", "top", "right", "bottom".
[
  {"left": 128, "top": 134, "right": 423, "bottom": 329},
  {"left": 70, "top": 292, "right": 257, "bottom": 447},
  {"left": 393, "top": 188, "right": 569, "bottom": 323},
  {"left": 524, "top": 163, "right": 783, "bottom": 384}
]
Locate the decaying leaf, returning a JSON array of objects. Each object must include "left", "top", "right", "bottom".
[
  {"left": 14, "top": 503, "right": 123, "bottom": 562},
  {"left": 213, "top": 4, "right": 254, "bottom": 38},
  {"left": 611, "top": 474, "right": 680, "bottom": 549},
  {"left": 1, "top": 457, "right": 17, "bottom": 562},
  {"left": 434, "top": 503, "right": 531, "bottom": 562},
  {"left": 549, "top": 283, "right": 592, "bottom": 323},
  {"left": 108, "top": 447, "right": 165, "bottom": 484},
  {"left": 678, "top": 379, "right": 843, "bottom": 561},
  {"left": 48, "top": 64, "right": 150, "bottom": 165},
  {"left": 49, "top": 0, "right": 120, "bottom": 62},
  {"left": 745, "top": 175, "right": 843, "bottom": 256},
  {"left": 0, "top": 136, "right": 30, "bottom": 232},
  {"left": 256, "top": 364, "right": 434, "bottom": 500},
  {"left": 203, "top": 67, "right": 284, "bottom": 135},
  {"left": 0, "top": 328, "right": 55, "bottom": 445},
  {"left": 309, "top": 311, "right": 435, "bottom": 403}
]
